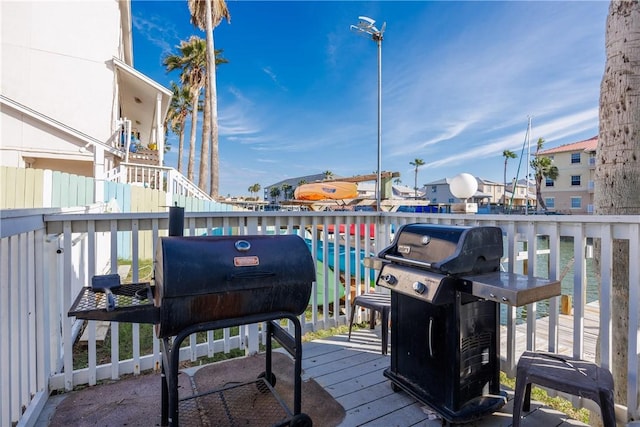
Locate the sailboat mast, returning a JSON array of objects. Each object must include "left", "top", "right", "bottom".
[{"left": 526, "top": 116, "right": 532, "bottom": 215}]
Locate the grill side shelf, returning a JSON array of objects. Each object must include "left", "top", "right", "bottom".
[
  {"left": 68, "top": 283, "right": 160, "bottom": 323},
  {"left": 460, "top": 272, "right": 561, "bottom": 306}
]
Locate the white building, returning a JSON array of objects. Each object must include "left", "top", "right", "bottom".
[{"left": 1, "top": 1, "right": 172, "bottom": 202}]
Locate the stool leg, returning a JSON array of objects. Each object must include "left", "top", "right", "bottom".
[
  {"left": 381, "top": 308, "right": 389, "bottom": 355},
  {"left": 348, "top": 301, "right": 357, "bottom": 341},
  {"left": 369, "top": 309, "right": 376, "bottom": 330},
  {"left": 523, "top": 383, "right": 532, "bottom": 411},
  {"left": 599, "top": 388, "right": 616, "bottom": 427},
  {"left": 512, "top": 370, "right": 530, "bottom": 427}
]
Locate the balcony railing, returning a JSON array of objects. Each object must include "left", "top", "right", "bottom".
[
  {"left": 103, "top": 163, "right": 213, "bottom": 202},
  {"left": 1, "top": 209, "right": 639, "bottom": 426}
]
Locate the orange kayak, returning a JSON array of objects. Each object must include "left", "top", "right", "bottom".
[{"left": 294, "top": 182, "right": 358, "bottom": 201}]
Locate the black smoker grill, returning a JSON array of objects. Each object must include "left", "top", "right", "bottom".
[
  {"left": 372, "top": 224, "right": 560, "bottom": 424},
  {"left": 68, "top": 230, "right": 315, "bottom": 427}
]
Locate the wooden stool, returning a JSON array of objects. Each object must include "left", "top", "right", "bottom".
[
  {"left": 348, "top": 293, "right": 391, "bottom": 354},
  {"left": 512, "top": 351, "right": 616, "bottom": 427}
]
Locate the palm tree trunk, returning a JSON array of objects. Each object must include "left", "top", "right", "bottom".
[
  {"left": 198, "top": 78, "right": 211, "bottom": 192},
  {"left": 503, "top": 159, "right": 507, "bottom": 206},
  {"left": 204, "top": 0, "right": 220, "bottom": 198},
  {"left": 594, "top": 1, "right": 640, "bottom": 423},
  {"left": 187, "top": 90, "right": 199, "bottom": 182},
  {"left": 178, "top": 129, "right": 185, "bottom": 175}
]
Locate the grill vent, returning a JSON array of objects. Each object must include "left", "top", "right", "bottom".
[{"left": 460, "top": 331, "right": 493, "bottom": 375}]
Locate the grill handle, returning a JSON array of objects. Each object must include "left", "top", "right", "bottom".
[
  {"left": 428, "top": 317, "right": 434, "bottom": 358},
  {"left": 230, "top": 271, "right": 277, "bottom": 280},
  {"left": 384, "top": 254, "right": 433, "bottom": 270}
]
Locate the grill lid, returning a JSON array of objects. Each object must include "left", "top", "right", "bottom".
[
  {"left": 379, "top": 224, "right": 503, "bottom": 275},
  {"left": 154, "top": 234, "right": 315, "bottom": 299}
]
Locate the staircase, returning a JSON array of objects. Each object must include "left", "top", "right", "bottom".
[{"left": 104, "top": 163, "right": 213, "bottom": 201}]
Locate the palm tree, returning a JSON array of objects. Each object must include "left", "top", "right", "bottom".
[
  {"left": 164, "top": 82, "right": 192, "bottom": 174},
  {"left": 323, "top": 170, "right": 333, "bottom": 180},
  {"left": 269, "top": 186, "right": 281, "bottom": 203},
  {"left": 248, "top": 183, "right": 261, "bottom": 199},
  {"left": 197, "top": 50, "right": 228, "bottom": 194},
  {"left": 393, "top": 178, "right": 402, "bottom": 185},
  {"left": 297, "top": 179, "right": 307, "bottom": 186},
  {"left": 529, "top": 138, "right": 558, "bottom": 211},
  {"left": 502, "top": 150, "right": 517, "bottom": 209},
  {"left": 595, "top": 0, "right": 640, "bottom": 413},
  {"left": 281, "top": 183, "right": 292, "bottom": 201},
  {"left": 409, "top": 158, "right": 425, "bottom": 199},
  {"left": 163, "top": 36, "right": 208, "bottom": 183},
  {"left": 189, "top": 0, "right": 231, "bottom": 198}
]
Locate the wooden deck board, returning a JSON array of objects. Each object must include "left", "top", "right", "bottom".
[{"left": 306, "top": 328, "right": 591, "bottom": 426}]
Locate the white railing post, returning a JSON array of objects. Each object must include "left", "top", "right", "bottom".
[{"left": 628, "top": 223, "right": 640, "bottom": 421}]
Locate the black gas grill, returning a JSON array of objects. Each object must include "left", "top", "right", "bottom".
[
  {"left": 68, "top": 226, "right": 315, "bottom": 427},
  {"left": 373, "top": 224, "right": 560, "bottom": 424}
]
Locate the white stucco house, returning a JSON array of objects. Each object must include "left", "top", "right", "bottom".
[{"left": 1, "top": 0, "right": 176, "bottom": 203}]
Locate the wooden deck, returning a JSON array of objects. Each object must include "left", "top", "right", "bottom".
[
  {"left": 306, "top": 328, "right": 590, "bottom": 426},
  {"left": 499, "top": 301, "right": 601, "bottom": 364},
  {"left": 37, "top": 306, "right": 600, "bottom": 426}
]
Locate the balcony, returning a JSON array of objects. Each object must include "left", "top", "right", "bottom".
[{"left": 2, "top": 209, "right": 639, "bottom": 426}]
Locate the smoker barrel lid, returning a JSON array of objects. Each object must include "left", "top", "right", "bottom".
[{"left": 154, "top": 234, "right": 315, "bottom": 299}]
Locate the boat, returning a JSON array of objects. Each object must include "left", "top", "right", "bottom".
[{"left": 294, "top": 182, "right": 358, "bottom": 201}]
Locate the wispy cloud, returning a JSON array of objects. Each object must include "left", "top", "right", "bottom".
[
  {"left": 132, "top": 14, "right": 181, "bottom": 57},
  {"left": 262, "top": 67, "right": 288, "bottom": 91}
]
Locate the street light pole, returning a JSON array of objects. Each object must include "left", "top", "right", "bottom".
[
  {"left": 351, "top": 16, "right": 386, "bottom": 211},
  {"left": 375, "top": 32, "right": 382, "bottom": 212}
]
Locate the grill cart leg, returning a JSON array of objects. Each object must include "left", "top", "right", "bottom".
[
  {"left": 268, "top": 318, "right": 304, "bottom": 415},
  {"left": 161, "top": 362, "right": 168, "bottom": 426},
  {"left": 160, "top": 335, "right": 182, "bottom": 427},
  {"left": 160, "top": 313, "right": 311, "bottom": 426}
]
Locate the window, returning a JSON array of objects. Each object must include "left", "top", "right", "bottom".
[
  {"left": 571, "top": 197, "right": 582, "bottom": 209},
  {"left": 545, "top": 177, "right": 554, "bottom": 187},
  {"left": 571, "top": 153, "right": 581, "bottom": 164},
  {"left": 448, "top": 198, "right": 455, "bottom": 203},
  {"left": 431, "top": 185, "right": 437, "bottom": 193},
  {"left": 545, "top": 198, "right": 555, "bottom": 208},
  {"left": 571, "top": 175, "right": 581, "bottom": 186}
]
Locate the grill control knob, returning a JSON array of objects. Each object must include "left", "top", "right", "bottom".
[
  {"left": 381, "top": 274, "right": 397, "bottom": 285},
  {"left": 412, "top": 281, "right": 427, "bottom": 294}
]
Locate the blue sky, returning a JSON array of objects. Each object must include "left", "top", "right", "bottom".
[{"left": 131, "top": 1, "right": 608, "bottom": 197}]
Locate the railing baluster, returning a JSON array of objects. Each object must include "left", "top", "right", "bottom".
[
  {"left": 599, "top": 224, "right": 613, "bottom": 370},
  {"left": 628, "top": 223, "right": 640, "bottom": 421},
  {"left": 573, "top": 223, "right": 586, "bottom": 358},
  {"left": 547, "top": 223, "right": 560, "bottom": 353}
]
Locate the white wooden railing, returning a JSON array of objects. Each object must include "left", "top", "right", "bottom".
[
  {"left": 1, "top": 209, "right": 639, "bottom": 426},
  {"left": 103, "top": 164, "right": 212, "bottom": 201}
]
